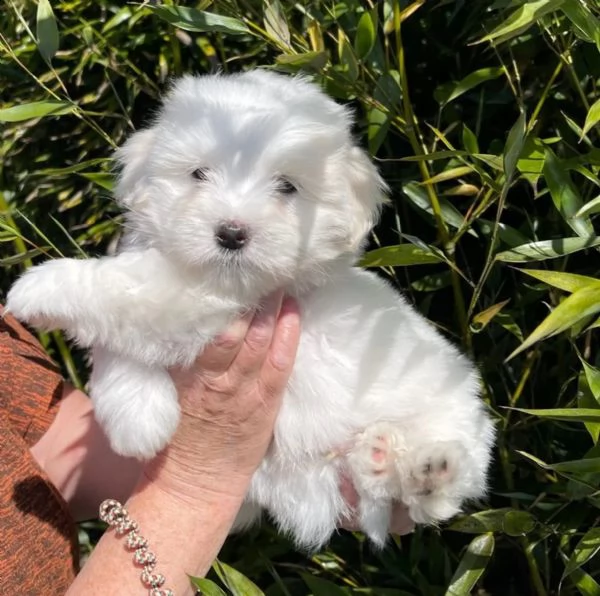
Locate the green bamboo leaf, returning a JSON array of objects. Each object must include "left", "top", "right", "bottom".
[
  {"left": 38, "top": 158, "right": 112, "bottom": 176},
  {"left": 146, "top": 5, "right": 250, "bottom": 35},
  {"left": 338, "top": 31, "right": 359, "bottom": 81},
  {"left": 576, "top": 195, "right": 600, "bottom": 218},
  {"left": 471, "top": 299, "right": 510, "bottom": 333},
  {"left": 512, "top": 408, "right": 600, "bottom": 423},
  {"left": 301, "top": 573, "right": 349, "bottom": 596},
  {"left": 79, "top": 172, "right": 114, "bottom": 191},
  {"left": 276, "top": 51, "right": 328, "bottom": 71},
  {"left": 504, "top": 111, "right": 527, "bottom": 179},
  {"left": 561, "top": 0, "right": 600, "bottom": 47},
  {"left": 445, "top": 533, "right": 494, "bottom": 596},
  {"left": 36, "top": 0, "right": 59, "bottom": 61},
  {"left": 422, "top": 166, "right": 474, "bottom": 185},
  {"left": 401, "top": 151, "right": 469, "bottom": 162},
  {"left": 496, "top": 236, "right": 600, "bottom": 263},
  {"left": 360, "top": 244, "right": 442, "bottom": 267},
  {"left": 503, "top": 510, "right": 537, "bottom": 537},
  {"left": 0, "top": 101, "right": 74, "bottom": 122},
  {"left": 449, "top": 508, "right": 535, "bottom": 535},
  {"left": 517, "top": 136, "right": 546, "bottom": 189},
  {"left": 434, "top": 67, "right": 504, "bottom": 106},
  {"left": 213, "top": 561, "right": 264, "bottom": 596},
  {"left": 582, "top": 360, "right": 600, "bottom": 402},
  {"left": 544, "top": 147, "right": 593, "bottom": 238},
  {"left": 568, "top": 565, "right": 600, "bottom": 596},
  {"left": 577, "top": 371, "right": 600, "bottom": 443},
  {"left": 264, "top": 0, "right": 290, "bottom": 48},
  {"left": 551, "top": 459, "right": 600, "bottom": 474},
  {"left": 354, "top": 10, "right": 376, "bottom": 59},
  {"left": 518, "top": 269, "right": 600, "bottom": 293},
  {"left": 474, "top": 0, "right": 566, "bottom": 45},
  {"left": 411, "top": 271, "right": 453, "bottom": 292},
  {"left": 189, "top": 576, "right": 227, "bottom": 596},
  {"left": 507, "top": 286, "right": 600, "bottom": 359},
  {"left": 462, "top": 125, "right": 479, "bottom": 154},
  {"left": 403, "top": 181, "right": 472, "bottom": 232},
  {"left": 582, "top": 98, "right": 600, "bottom": 138},
  {"left": 0, "top": 248, "right": 49, "bottom": 266}
]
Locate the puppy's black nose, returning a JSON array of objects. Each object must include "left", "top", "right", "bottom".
[{"left": 215, "top": 221, "right": 249, "bottom": 251}]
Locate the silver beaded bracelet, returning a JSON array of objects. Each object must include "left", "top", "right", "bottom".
[{"left": 99, "top": 499, "right": 175, "bottom": 596}]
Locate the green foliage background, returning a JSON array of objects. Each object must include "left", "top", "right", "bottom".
[{"left": 2, "top": 0, "right": 600, "bottom": 594}]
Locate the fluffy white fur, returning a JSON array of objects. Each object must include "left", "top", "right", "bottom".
[{"left": 6, "top": 70, "right": 494, "bottom": 549}]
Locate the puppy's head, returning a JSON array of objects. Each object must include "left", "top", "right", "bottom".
[{"left": 116, "top": 71, "right": 386, "bottom": 294}]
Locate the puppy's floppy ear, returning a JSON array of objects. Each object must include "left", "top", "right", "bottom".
[
  {"left": 114, "top": 128, "right": 156, "bottom": 208},
  {"left": 344, "top": 145, "right": 388, "bottom": 252}
]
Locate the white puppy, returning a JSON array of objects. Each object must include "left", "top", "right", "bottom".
[{"left": 6, "top": 71, "right": 494, "bottom": 549}]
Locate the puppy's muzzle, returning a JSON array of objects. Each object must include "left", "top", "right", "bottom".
[{"left": 215, "top": 221, "right": 250, "bottom": 251}]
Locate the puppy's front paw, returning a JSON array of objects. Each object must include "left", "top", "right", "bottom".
[
  {"left": 91, "top": 360, "right": 181, "bottom": 459},
  {"left": 6, "top": 259, "right": 81, "bottom": 329}
]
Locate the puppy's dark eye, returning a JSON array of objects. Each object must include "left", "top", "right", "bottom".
[
  {"left": 276, "top": 177, "right": 297, "bottom": 195},
  {"left": 192, "top": 168, "right": 209, "bottom": 181}
]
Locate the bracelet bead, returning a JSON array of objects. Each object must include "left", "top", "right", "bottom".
[{"left": 99, "top": 499, "right": 175, "bottom": 596}]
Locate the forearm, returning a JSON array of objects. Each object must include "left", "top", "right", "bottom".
[{"left": 67, "top": 478, "right": 244, "bottom": 595}]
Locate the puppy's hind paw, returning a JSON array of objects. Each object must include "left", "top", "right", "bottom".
[
  {"left": 346, "top": 422, "right": 407, "bottom": 501},
  {"left": 401, "top": 441, "right": 466, "bottom": 524}
]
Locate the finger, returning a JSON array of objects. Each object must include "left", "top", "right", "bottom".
[
  {"left": 197, "top": 309, "right": 255, "bottom": 376},
  {"left": 390, "top": 503, "right": 415, "bottom": 535},
  {"left": 229, "top": 291, "right": 285, "bottom": 379},
  {"left": 259, "top": 296, "right": 301, "bottom": 400}
]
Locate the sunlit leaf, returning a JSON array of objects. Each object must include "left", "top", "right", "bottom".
[
  {"left": 422, "top": 166, "right": 474, "bottom": 185},
  {"left": 146, "top": 5, "right": 250, "bottom": 35},
  {"left": 36, "top": 0, "right": 59, "bottom": 62},
  {"left": 496, "top": 236, "right": 600, "bottom": 263},
  {"left": 576, "top": 195, "right": 600, "bottom": 218},
  {"left": 518, "top": 269, "right": 600, "bottom": 293},
  {"left": 354, "top": 9, "right": 377, "bottom": 59},
  {"left": 512, "top": 408, "right": 600, "bottom": 423},
  {"left": 213, "top": 560, "right": 264, "bottom": 596},
  {"left": 471, "top": 299, "right": 510, "bottom": 333},
  {"left": 445, "top": 533, "right": 494, "bottom": 596},
  {"left": 507, "top": 287, "right": 600, "bottom": 359},
  {"left": 577, "top": 371, "right": 600, "bottom": 443},
  {"left": 517, "top": 136, "right": 546, "bottom": 189},
  {"left": 561, "top": 0, "right": 600, "bottom": 48},
  {"left": 276, "top": 51, "right": 328, "bottom": 71},
  {"left": 582, "top": 98, "right": 600, "bottom": 139},
  {"left": 264, "top": 0, "right": 290, "bottom": 48},
  {"left": 189, "top": 576, "right": 227, "bottom": 596},
  {"left": 475, "top": 0, "right": 566, "bottom": 45},
  {"left": 544, "top": 147, "right": 593, "bottom": 238},
  {"left": 0, "top": 101, "right": 74, "bottom": 122}
]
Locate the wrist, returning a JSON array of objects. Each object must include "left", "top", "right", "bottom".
[{"left": 141, "top": 450, "right": 254, "bottom": 507}]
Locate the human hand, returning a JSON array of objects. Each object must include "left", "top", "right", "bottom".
[{"left": 143, "top": 291, "right": 301, "bottom": 504}]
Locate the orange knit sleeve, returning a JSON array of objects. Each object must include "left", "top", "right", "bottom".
[{"left": 0, "top": 308, "right": 78, "bottom": 593}]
